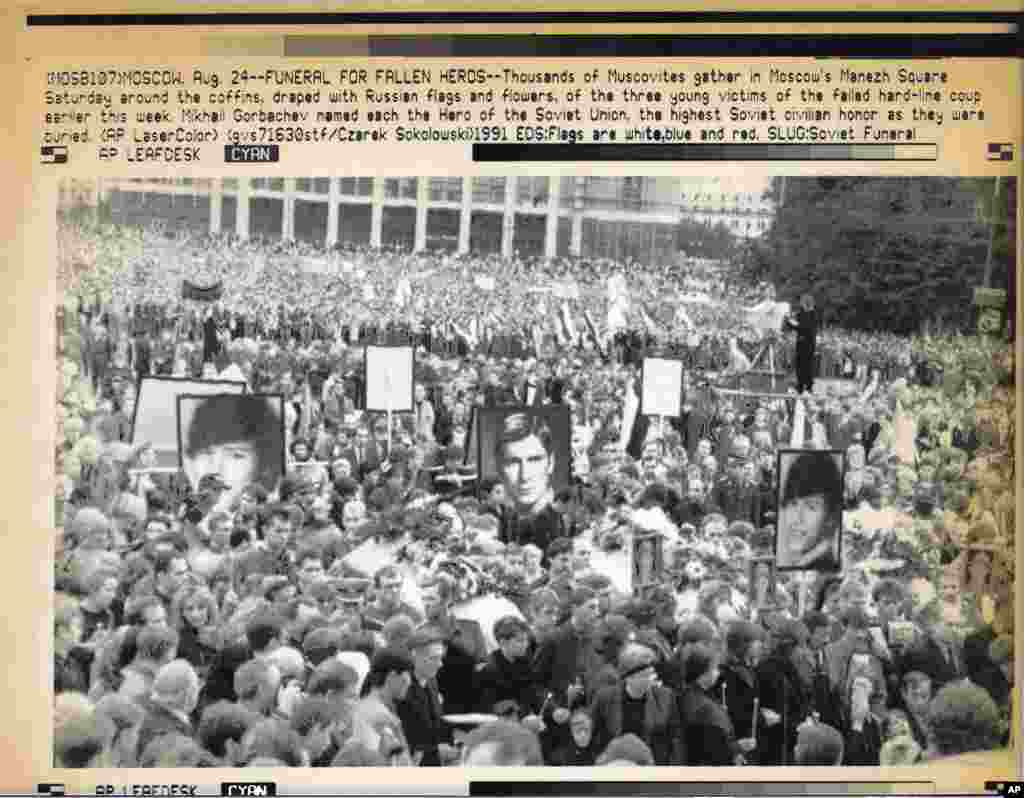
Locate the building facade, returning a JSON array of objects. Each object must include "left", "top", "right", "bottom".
[{"left": 92, "top": 175, "right": 774, "bottom": 265}]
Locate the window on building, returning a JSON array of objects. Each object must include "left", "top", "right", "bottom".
[
  {"left": 429, "top": 178, "right": 463, "bottom": 204},
  {"left": 384, "top": 178, "right": 418, "bottom": 200},
  {"left": 620, "top": 177, "right": 645, "bottom": 211},
  {"left": 517, "top": 176, "right": 549, "bottom": 207},
  {"left": 340, "top": 178, "right": 374, "bottom": 197},
  {"left": 472, "top": 177, "right": 507, "bottom": 205}
]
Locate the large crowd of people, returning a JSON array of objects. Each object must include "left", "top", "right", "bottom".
[{"left": 52, "top": 225, "right": 1013, "bottom": 769}]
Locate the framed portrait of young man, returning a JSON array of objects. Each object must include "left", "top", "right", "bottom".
[
  {"left": 176, "top": 393, "right": 286, "bottom": 514},
  {"left": 775, "top": 448, "right": 845, "bottom": 572},
  {"left": 632, "top": 532, "right": 665, "bottom": 594}
]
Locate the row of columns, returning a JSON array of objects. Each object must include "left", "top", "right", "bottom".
[{"left": 201, "top": 176, "right": 585, "bottom": 258}]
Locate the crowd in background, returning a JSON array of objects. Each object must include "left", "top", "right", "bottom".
[{"left": 53, "top": 234, "right": 1012, "bottom": 769}]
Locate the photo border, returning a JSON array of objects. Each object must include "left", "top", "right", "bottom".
[
  {"left": 362, "top": 343, "right": 416, "bottom": 414},
  {"left": 774, "top": 447, "right": 846, "bottom": 573},
  {"left": 174, "top": 391, "right": 288, "bottom": 492}
]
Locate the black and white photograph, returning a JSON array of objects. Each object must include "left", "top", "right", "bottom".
[
  {"left": 476, "top": 405, "right": 572, "bottom": 535},
  {"left": 132, "top": 376, "right": 247, "bottom": 469},
  {"left": 774, "top": 449, "right": 844, "bottom": 572},
  {"left": 52, "top": 174, "right": 1016, "bottom": 769},
  {"left": 176, "top": 393, "right": 287, "bottom": 514}
]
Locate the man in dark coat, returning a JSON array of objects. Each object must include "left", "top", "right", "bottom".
[
  {"left": 589, "top": 644, "right": 685, "bottom": 766},
  {"left": 531, "top": 586, "right": 603, "bottom": 703},
  {"left": 784, "top": 294, "right": 819, "bottom": 395},
  {"left": 756, "top": 619, "right": 810, "bottom": 765},
  {"left": 476, "top": 616, "right": 545, "bottom": 715},
  {"left": 715, "top": 620, "right": 765, "bottom": 762},
  {"left": 394, "top": 627, "right": 459, "bottom": 767},
  {"left": 678, "top": 642, "right": 742, "bottom": 765},
  {"left": 420, "top": 579, "right": 488, "bottom": 717}
]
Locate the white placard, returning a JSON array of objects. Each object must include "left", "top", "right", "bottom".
[
  {"left": 131, "top": 377, "right": 246, "bottom": 469},
  {"left": 641, "top": 357, "right": 684, "bottom": 418},
  {"left": 364, "top": 345, "right": 414, "bottom": 413},
  {"left": 474, "top": 275, "right": 496, "bottom": 291}
]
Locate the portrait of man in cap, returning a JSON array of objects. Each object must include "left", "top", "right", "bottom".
[{"left": 775, "top": 449, "right": 844, "bottom": 571}]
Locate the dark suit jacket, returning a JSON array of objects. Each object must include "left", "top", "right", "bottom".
[
  {"left": 395, "top": 678, "right": 449, "bottom": 767},
  {"left": 590, "top": 683, "right": 685, "bottom": 765},
  {"left": 476, "top": 650, "right": 545, "bottom": 715},
  {"left": 531, "top": 622, "right": 602, "bottom": 701},
  {"left": 435, "top": 617, "right": 489, "bottom": 716},
  {"left": 678, "top": 684, "right": 737, "bottom": 766}
]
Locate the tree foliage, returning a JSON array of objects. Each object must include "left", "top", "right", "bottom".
[
  {"left": 675, "top": 217, "right": 742, "bottom": 262},
  {"left": 741, "top": 177, "right": 1016, "bottom": 334}
]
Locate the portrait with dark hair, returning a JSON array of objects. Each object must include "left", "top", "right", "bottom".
[
  {"left": 774, "top": 449, "right": 844, "bottom": 571},
  {"left": 177, "top": 393, "right": 286, "bottom": 514},
  {"left": 477, "top": 406, "right": 571, "bottom": 515}
]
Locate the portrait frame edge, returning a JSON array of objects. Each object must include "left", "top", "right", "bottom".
[{"left": 773, "top": 447, "right": 846, "bottom": 573}]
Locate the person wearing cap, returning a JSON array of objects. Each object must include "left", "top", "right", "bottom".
[
  {"left": 395, "top": 626, "right": 459, "bottom": 767},
  {"left": 776, "top": 451, "right": 843, "bottom": 571},
  {"left": 495, "top": 411, "right": 562, "bottom": 553},
  {"left": 589, "top": 643, "right": 684, "bottom": 765}
]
